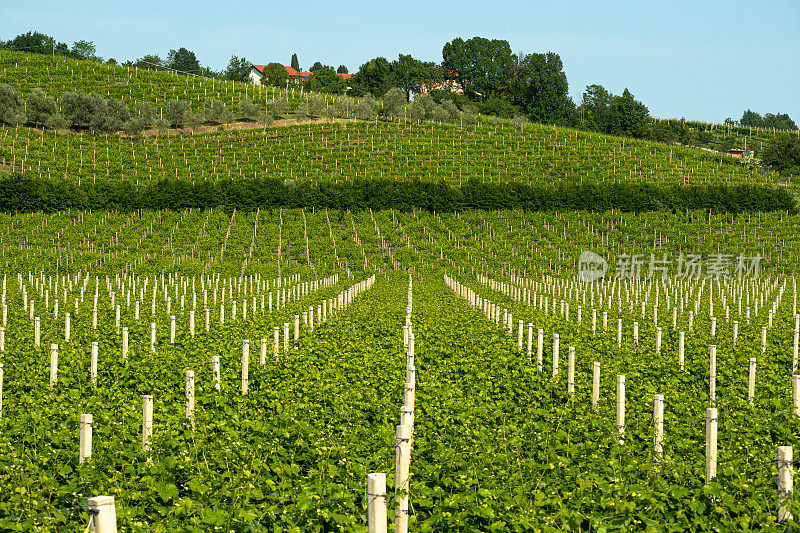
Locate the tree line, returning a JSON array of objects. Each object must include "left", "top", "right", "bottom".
[{"left": 0, "top": 174, "right": 793, "bottom": 214}]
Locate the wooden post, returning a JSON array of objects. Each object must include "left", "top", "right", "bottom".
[
  {"left": 170, "top": 315, "right": 176, "bottom": 344},
  {"left": 395, "top": 424, "right": 412, "bottom": 533},
  {"left": 91, "top": 342, "right": 98, "bottom": 387},
  {"left": 653, "top": 394, "right": 664, "bottom": 458},
  {"left": 793, "top": 375, "right": 800, "bottom": 416},
  {"left": 0, "top": 363, "right": 3, "bottom": 418},
  {"left": 761, "top": 326, "right": 767, "bottom": 355},
  {"left": 748, "top": 358, "right": 756, "bottom": 406},
  {"left": 633, "top": 321, "right": 639, "bottom": 345},
  {"left": 260, "top": 338, "right": 267, "bottom": 365},
  {"left": 149, "top": 322, "right": 156, "bottom": 353},
  {"left": 86, "top": 495, "right": 117, "bottom": 533},
  {"left": 367, "top": 473, "right": 387, "bottom": 533},
  {"left": 273, "top": 326, "right": 280, "bottom": 360},
  {"left": 617, "top": 318, "right": 622, "bottom": 348},
  {"left": 733, "top": 320, "right": 738, "bottom": 347},
  {"left": 517, "top": 320, "right": 523, "bottom": 352},
  {"left": 189, "top": 310, "right": 195, "bottom": 338},
  {"left": 34, "top": 316, "right": 40, "bottom": 346},
  {"left": 122, "top": 327, "right": 129, "bottom": 360},
  {"left": 705, "top": 407, "right": 718, "bottom": 482},
  {"left": 185, "top": 370, "right": 195, "bottom": 428},
  {"left": 294, "top": 315, "right": 300, "bottom": 348},
  {"left": 552, "top": 333, "right": 559, "bottom": 377},
  {"left": 65, "top": 313, "right": 71, "bottom": 341},
  {"left": 711, "top": 317, "right": 716, "bottom": 337},
  {"left": 49, "top": 344, "right": 58, "bottom": 387},
  {"left": 241, "top": 339, "right": 249, "bottom": 395},
  {"left": 709, "top": 345, "right": 717, "bottom": 403},
  {"left": 537, "top": 329, "right": 543, "bottom": 371},
  {"left": 778, "top": 446, "right": 793, "bottom": 523},
  {"left": 205, "top": 308, "right": 210, "bottom": 333},
  {"left": 678, "top": 331, "right": 685, "bottom": 370},
  {"left": 655, "top": 327, "right": 662, "bottom": 354},
  {"left": 142, "top": 395, "right": 153, "bottom": 452},
  {"left": 212, "top": 356, "right": 220, "bottom": 391},
  {"left": 283, "top": 322, "right": 289, "bottom": 352},
  {"left": 526, "top": 323, "right": 533, "bottom": 362},
  {"left": 79, "top": 413, "right": 92, "bottom": 465},
  {"left": 592, "top": 362, "right": 600, "bottom": 408},
  {"left": 567, "top": 347, "right": 575, "bottom": 396},
  {"left": 616, "top": 375, "right": 625, "bottom": 444}
]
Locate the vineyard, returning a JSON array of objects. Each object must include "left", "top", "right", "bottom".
[
  {"left": 0, "top": 208, "right": 795, "bottom": 531},
  {"left": 0, "top": 45, "right": 799, "bottom": 531}
]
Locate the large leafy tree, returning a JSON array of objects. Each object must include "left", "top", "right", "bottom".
[
  {"left": 1, "top": 31, "right": 70, "bottom": 57},
  {"left": 261, "top": 63, "right": 289, "bottom": 87},
  {"left": 392, "top": 54, "right": 436, "bottom": 101},
  {"left": 167, "top": 48, "right": 201, "bottom": 75},
  {"left": 762, "top": 133, "right": 800, "bottom": 175},
  {"left": 305, "top": 65, "right": 346, "bottom": 94},
  {"left": 441, "top": 36, "right": 513, "bottom": 98},
  {"left": 607, "top": 88, "right": 649, "bottom": 138},
  {"left": 225, "top": 55, "right": 252, "bottom": 83},
  {"left": 352, "top": 57, "right": 394, "bottom": 97},
  {"left": 581, "top": 84, "right": 612, "bottom": 132},
  {"left": 509, "top": 52, "right": 570, "bottom": 123},
  {"left": 71, "top": 40, "right": 98, "bottom": 61}
]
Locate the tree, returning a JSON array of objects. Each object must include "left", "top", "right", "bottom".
[
  {"left": 261, "top": 63, "right": 289, "bottom": 87},
  {"left": 135, "top": 101, "right": 156, "bottom": 126},
  {"left": 203, "top": 98, "right": 233, "bottom": 124},
  {"left": 291, "top": 53, "right": 300, "bottom": 71},
  {"left": 305, "top": 65, "right": 345, "bottom": 94},
  {"left": 1, "top": 31, "right": 70, "bottom": 57},
  {"left": 582, "top": 85, "right": 612, "bottom": 133},
  {"left": 166, "top": 99, "right": 191, "bottom": 126},
  {"left": 356, "top": 96, "right": 377, "bottom": 120},
  {"left": 167, "top": 48, "right": 201, "bottom": 75},
  {"left": 100, "top": 98, "right": 130, "bottom": 132},
  {"left": 392, "top": 54, "right": 433, "bottom": 101},
  {"left": 0, "top": 84, "right": 25, "bottom": 125},
  {"left": 124, "top": 54, "right": 164, "bottom": 69},
  {"left": 740, "top": 109, "right": 762, "bottom": 127},
  {"left": 309, "top": 61, "right": 324, "bottom": 73},
  {"left": 607, "top": 88, "right": 649, "bottom": 138},
  {"left": 509, "top": 52, "right": 570, "bottom": 124},
  {"left": 238, "top": 99, "right": 260, "bottom": 121},
  {"left": 762, "top": 133, "right": 800, "bottom": 175},
  {"left": 763, "top": 113, "right": 797, "bottom": 130},
  {"left": 382, "top": 88, "right": 406, "bottom": 119},
  {"left": 352, "top": 57, "right": 394, "bottom": 97},
  {"left": 442, "top": 36, "right": 513, "bottom": 97},
  {"left": 225, "top": 55, "right": 252, "bottom": 83},
  {"left": 26, "top": 89, "right": 57, "bottom": 127},
  {"left": 71, "top": 40, "right": 98, "bottom": 61},
  {"left": 60, "top": 90, "right": 108, "bottom": 130},
  {"left": 337, "top": 65, "right": 348, "bottom": 74}
]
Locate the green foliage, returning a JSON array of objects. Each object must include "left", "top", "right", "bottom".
[
  {"left": 290, "top": 53, "right": 299, "bottom": 71},
  {"left": 510, "top": 52, "right": 571, "bottom": 124},
  {"left": 167, "top": 47, "right": 201, "bottom": 76},
  {"left": 336, "top": 65, "right": 348, "bottom": 74},
  {"left": 352, "top": 57, "right": 394, "bottom": 97},
  {"left": 71, "top": 40, "right": 98, "bottom": 61},
  {"left": 0, "top": 84, "right": 25, "bottom": 125},
  {"left": 1, "top": 31, "right": 72, "bottom": 57},
  {"left": 135, "top": 100, "right": 156, "bottom": 126},
  {"left": 26, "top": 88, "right": 58, "bottom": 127},
  {"left": 305, "top": 65, "right": 345, "bottom": 95},
  {"left": 356, "top": 96, "right": 378, "bottom": 121},
  {"left": 60, "top": 90, "right": 108, "bottom": 130},
  {"left": 260, "top": 62, "right": 289, "bottom": 87},
  {"left": 202, "top": 98, "right": 233, "bottom": 125},
  {"left": 224, "top": 55, "right": 252, "bottom": 83},
  {"left": 166, "top": 99, "right": 191, "bottom": 127},
  {"left": 762, "top": 133, "right": 800, "bottom": 175},
  {"left": 238, "top": 99, "right": 261, "bottom": 122},
  {"left": 442, "top": 36, "right": 513, "bottom": 98},
  {"left": 382, "top": 88, "right": 406, "bottom": 119},
  {"left": 740, "top": 109, "right": 797, "bottom": 130}
]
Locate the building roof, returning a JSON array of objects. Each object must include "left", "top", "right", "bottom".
[{"left": 251, "top": 64, "right": 353, "bottom": 83}]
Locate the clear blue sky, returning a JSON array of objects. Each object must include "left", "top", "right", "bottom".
[{"left": 1, "top": 0, "right": 797, "bottom": 124}]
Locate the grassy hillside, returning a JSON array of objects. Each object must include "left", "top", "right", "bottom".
[{"left": 1, "top": 120, "right": 784, "bottom": 189}]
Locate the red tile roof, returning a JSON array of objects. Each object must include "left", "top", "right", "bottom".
[{"left": 252, "top": 64, "right": 352, "bottom": 83}]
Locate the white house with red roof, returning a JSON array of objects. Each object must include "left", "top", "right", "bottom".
[{"left": 249, "top": 64, "right": 353, "bottom": 85}]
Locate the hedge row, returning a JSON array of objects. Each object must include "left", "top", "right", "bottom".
[{"left": 0, "top": 175, "right": 795, "bottom": 213}]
